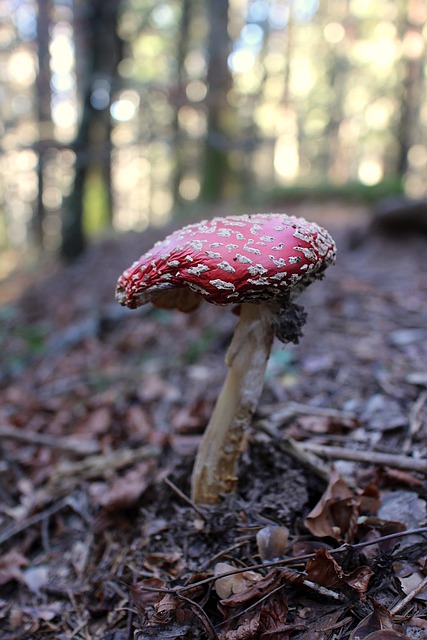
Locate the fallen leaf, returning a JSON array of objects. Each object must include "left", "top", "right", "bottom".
[
  {"left": 396, "top": 570, "right": 427, "bottom": 601},
  {"left": 0, "top": 550, "right": 28, "bottom": 586},
  {"left": 304, "top": 470, "right": 359, "bottom": 541},
  {"left": 214, "top": 562, "right": 262, "bottom": 599},
  {"left": 306, "top": 548, "right": 373, "bottom": 597},
  {"left": 219, "top": 568, "right": 300, "bottom": 616},
  {"left": 349, "top": 601, "right": 393, "bottom": 640},
  {"left": 130, "top": 577, "right": 167, "bottom": 614},
  {"left": 219, "top": 589, "right": 289, "bottom": 640},
  {"left": 362, "top": 632, "right": 410, "bottom": 640},
  {"left": 98, "top": 460, "right": 156, "bottom": 511}
]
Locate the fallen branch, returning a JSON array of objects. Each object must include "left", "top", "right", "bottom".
[
  {"left": 259, "top": 401, "right": 357, "bottom": 424},
  {"left": 0, "top": 423, "right": 100, "bottom": 455},
  {"left": 0, "top": 497, "right": 70, "bottom": 546},
  {"left": 49, "top": 444, "right": 162, "bottom": 485},
  {"left": 298, "top": 442, "right": 427, "bottom": 474}
]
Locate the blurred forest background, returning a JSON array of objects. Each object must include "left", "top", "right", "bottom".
[{"left": 0, "top": 0, "right": 426, "bottom": 273}]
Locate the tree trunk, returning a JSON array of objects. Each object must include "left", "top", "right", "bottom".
[
  {"left": 200, "top": 0, "right": 232, "bottom": 202},
  {"left": 172, "top": 0, "right": 192, "bottom": 204},
  {"left": 61, "top": 0, "right": 123, "bottom": 260},
  {"left": 35, "top": 0, "right": 52, "bottom": 248},
  {"left": 395, "top": 5, "right": 425, "bottom": 175}
]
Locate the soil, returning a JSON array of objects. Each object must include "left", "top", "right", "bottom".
[{"left": 0, "top": 204, "right": 426, "bottom": 639}]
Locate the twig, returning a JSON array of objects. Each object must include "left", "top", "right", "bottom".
[
  {"left": 259, "top": 402, "right": 357, "bottom": 424},
  {"left": 390, "top": 574, "right": 427, "bottom": 616},
  {"left": 49, "top": 444, "right": 161, "bottom": 484},
  {"left": 0, "top": 497, "right": 70, "bottom": 547},
  {"left": 135, "top": 521, "right": 427, "bottom": 601},
  {"left": 217, "top": 574, "right": 343, "bottom": 629},
  {"left": 163, "top": 477, "right": 207, "bottom": 521},
  {"left": 298, "top": 442, "right": 427, "bottom": 474},
  {"left": 175, "top": 593, "right": 218, "bottom": 639},
  {"left": 0, "top": 424, "right": 100, "bottom": 455},
  {"left": 169, "top": 525, "right": 427, "bottom": 594},
  {"left": 200, "top": 540, "right": 250, "bottom": 571}
]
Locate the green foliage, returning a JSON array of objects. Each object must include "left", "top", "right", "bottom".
[
  {"left": 184, "top": 327, "right": 219, "bottom": 365},
  {"left": 13, "top": 324, "right": 47, "bottom": 353},
  {"left": 0, "top": 307, "right": 47, "bottom": 375},
  {"left": 83, "top": 169, "right": 111, "bottom": 237},
  {"left": 261, "top": 177, "right": 405, "bottom": 206}
]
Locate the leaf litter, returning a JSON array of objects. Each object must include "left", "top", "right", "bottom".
[{"left": 0, "top": 205, "right": 426, "bottom": 638}]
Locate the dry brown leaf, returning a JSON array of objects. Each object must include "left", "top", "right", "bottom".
[
  {"left": 306, "top": 548, "right": 373, "bottom": 597},
  {"left": 359, "top": 482, "right": 381, "bottom": 515},
  {"left": 98, "top": 460, "right": 156, "bottom": 511},
  {"left": 396, "top": 569, "right": 427, "bottom": 601},
  {"left": 214, "top": 562, "right": 262, "bottom": 599},
  {"left": 361, "top": 632, "right": 410, "bottom": 640},
  {"left": 304, "top": 470, "right": 359, "bottom": 541},
  {"left": 130, "top": 577, "right": 167, "bottom": 613},
  {"left": 356, "top": 517, "right": 407, "bottom": 559},
  {"left": 219, "top": 567, "right": 301, "bottom": 623},
  {"left": 349, "top": 601, "right": 394, "bottom": 640},
  {"left": 219, "top": 590, "right": 289, "bottom": 640},
  {"left": 0, "top": 550, "right": 28, "bottom": 586},
  {"left": 293, "top": 609, "right": 346, "bottom": 640}
]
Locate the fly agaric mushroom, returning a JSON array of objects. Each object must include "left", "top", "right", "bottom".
[{"left": 116, "top": 213, "right": 336, "bottom": 504}]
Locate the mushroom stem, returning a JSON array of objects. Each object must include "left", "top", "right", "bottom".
[{"left": 191, "top": 302, "right": 276, "bottom": 505}]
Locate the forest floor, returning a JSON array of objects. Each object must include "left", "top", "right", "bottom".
[{"left": 0, "top": 203, "right": 426, "bottom": 640}]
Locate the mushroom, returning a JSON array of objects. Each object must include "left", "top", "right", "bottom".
[{"left": 116, "top": 213, "right": 336, "bottom": 504}]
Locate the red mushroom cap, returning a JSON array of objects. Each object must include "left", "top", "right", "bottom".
[{"left": 116, "top": 213, "right": 336, "bottom": 311}]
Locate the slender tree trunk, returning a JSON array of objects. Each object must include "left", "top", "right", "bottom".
[
  {"left": 172, "top": 0, "right": 192, "bottom": 204},
  {"left": 61, "top": 0, "right": 123, "bottom": 260},
  {"left": 200, "top": 0, "right": 232, "bottom": 202},
  {"left": 395, "top": 3, "right": 425, "bottom": 175},
  {"left": 35, "top": 0, "right": 52, "bottom": 248}
]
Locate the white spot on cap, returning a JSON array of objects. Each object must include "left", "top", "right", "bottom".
[
  {"left": 248, "top": 264, "right": 268, "bottom": 276},
  {"left": 217, "top": 261, "right": 236, "bottom": 274},
  {"left": 247, "top": 277, "right": 271, "bottom": 286},
  {"left": 269, "top": 255, "right": 286, "bottom": 268},
  {"left": 243, "top": 240, "right": 261, "bottom": 255},
  {"left": 270, "top": 271, "right": 288, "bottom": 281},
  {"left": 187, "top": 264, "right": 210, "bottom": 276},
  {"left": 210, "top": 279, "right": 235, "bottom": 291},
  {"left": 294, "top": 246, "right": 317, "bottom": 261},
  {"left": 235, "top": 253, "right": 253, "bottom": 265},
  {"left": 206, "top": 250, "right": 222, "bottom": 259},
  {"left": 189, "top": 239, "right": 207, "bottom": 251}
]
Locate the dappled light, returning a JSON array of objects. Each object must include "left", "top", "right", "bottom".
[
  {"left": 1, "top": 4, "right": 427, "bottom": 635},
  {"left": 0, "top": 0, "right": 426, "bottom": 258},
  {"left": 0, "top": 0, "right": 427, "bottom": 260}
]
